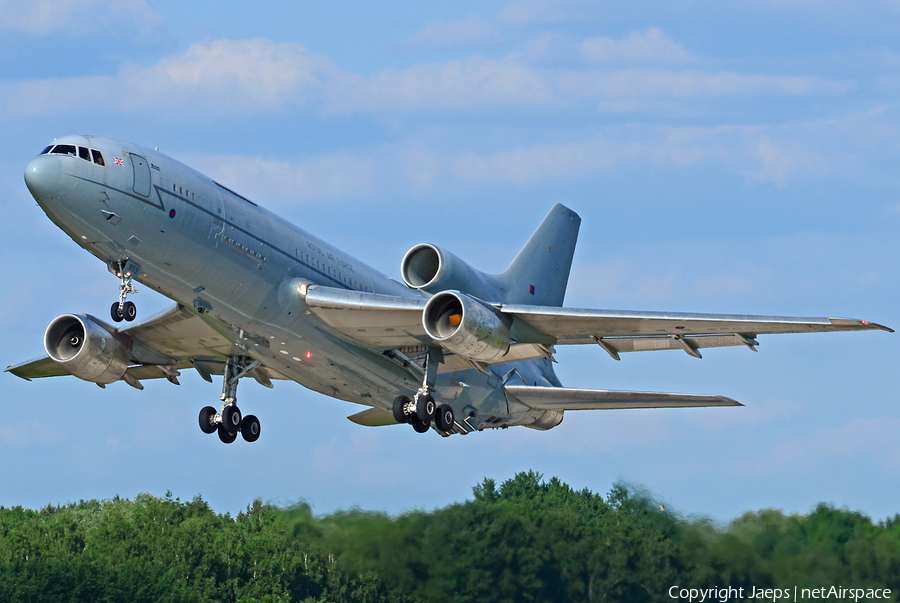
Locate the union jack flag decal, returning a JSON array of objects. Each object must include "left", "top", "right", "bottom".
[{"left": 113, "top": 157, "right": 124, "bottom": 166}]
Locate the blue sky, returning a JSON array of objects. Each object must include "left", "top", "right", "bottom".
[{"left": 1, "top": 0, "right": 899, "bottom": 522}]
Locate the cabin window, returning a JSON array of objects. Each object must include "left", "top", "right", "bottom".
[{"left": 91, "top": 149, "right": 105, "bottom": 166}]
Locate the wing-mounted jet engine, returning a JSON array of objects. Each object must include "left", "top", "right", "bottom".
[
  {"left": 44, "top": 314, "right": 130, "bottom": 384},
  {"left": 33, "top": 307, "right": 267, "bottom": 445},
  {"left": 423, "top": 290, "right": 511, "bottom": 362}
]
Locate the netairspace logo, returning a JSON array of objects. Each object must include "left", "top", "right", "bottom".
[{"left": 668, "top": 586, "right": 893, "bottom": 603}]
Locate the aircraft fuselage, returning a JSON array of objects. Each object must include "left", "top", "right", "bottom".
[{"left": 23, "top": 135, "right": 559, "bottom": 432}]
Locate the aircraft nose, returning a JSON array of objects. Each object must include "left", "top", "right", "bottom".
[{"left": 24, "top": 155, "right": 62, "bottom": 200}]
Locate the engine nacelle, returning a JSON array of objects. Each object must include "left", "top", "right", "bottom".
[
  {"left": 44, "top": 314, "right": 129, "bottom": 384},
  {"left": 401, "top": 244, "right": 501, "bottom": 301},
  {"left": 423, "top": 291, "right": 510, "bottom": 362},
  {"left": 524, "top": 410, "right": 564, "bottom": 431}
]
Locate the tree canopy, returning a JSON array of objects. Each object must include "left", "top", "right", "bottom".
[{"left": 1, "top": 472, "right": 897, "bottom": 602}]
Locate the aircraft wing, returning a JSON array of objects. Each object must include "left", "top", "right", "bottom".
[
  {"left": 302, "top": 285, "right": 891, "bottom": 361},
  {"left": 6, "top": 304, "right": 287, "bottom": 386},
  {"left": 500, "top": 305, "right": 892, "bottom": 358},
  {"left": 504, "top": 385, "right": 741, "bottom": 409},
  {"left": 6, "top": 356, "right": 69, "bottom": 380}
]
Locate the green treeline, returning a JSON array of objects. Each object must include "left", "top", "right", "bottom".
[{"left": 1, "top": 471, "right": 898, "bottom": 602}]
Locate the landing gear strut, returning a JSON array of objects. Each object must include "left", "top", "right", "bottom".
[
  {"left": 392, "top": 347, "right": 456, "bottom": 434},
  {"left": 198, "top": 356, "right": 262, "bottom": 444},
  {"left": 110, "top": 260, "right": 138, "bottom": 323}
]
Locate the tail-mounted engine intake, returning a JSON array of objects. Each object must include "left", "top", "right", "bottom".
[
  {"left": 423, "top": 291, "right": 510, "bottom": 362},
  {"left": 44, "top": 314, "right": 129, "bottom": 384},
  {"left": 401, "top": 244, "right": 500, "bottom": 302}
]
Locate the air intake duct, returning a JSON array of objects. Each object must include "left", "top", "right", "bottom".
[
  {"left": 423, "top": 291, "right": 510, "bottom": 362},
  {"left": 44, "top": 314, "right": 129, "bottom": 384}
]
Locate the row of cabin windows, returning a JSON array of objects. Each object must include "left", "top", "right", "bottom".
[
  {"left": 297, "top": 251, "right": 372, "bottom": 292},
  {"left": 42, "top": 144, "right": 105, "bottom": 166},
  {"left": 173, "top": 182, "right": 196, "bottom": 201}
]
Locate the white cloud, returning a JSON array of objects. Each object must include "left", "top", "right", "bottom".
[
  {"left": 449, "top": 127, "right": 731, "bottom": 185},
  {"left": 447, "top": 119, "right": 857, "bottom": 188},
  {"left": 183, "top": 153, "right": 375, "bottom": 206},
  {"left": 5, "top": 39, "right": 342, "bottom": 115},
  {"left": 169, "top": 109, "right": 885, "bottom": 201},
  {"left": 4, "top": 41, "right": 554, "bottom": 115},
  {"left": 751, "top": 136, "right": 826, "bottom": 187},
  {"left": 451, "top": 136, "right": 627, "bottom": 184},
  {"left": 1, "top": 36, "right": 850, "bottom": 118},
  {"left": 152, "top": 39, "right": 341, "bottom": 108},
  {"left": 558, "top": 69, "right": 849, "bottom": 101},
  {"left": 399, "top": 18, "right": 500, "bottom": 52},
  {"left": 335, "top": 56, "right": 555, "bottom": 111},
  {"left": 582, "top": 28, "right": 692, "bottom": 64},
  {"left": 0, "top": 0, "right": 160, "bottom": 34}
]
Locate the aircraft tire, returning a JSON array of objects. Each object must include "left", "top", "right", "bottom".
[
  {"left": 240, "top": 415, "right": 261, "bottom": 442},
  {"left": 410, "top": 414, "right": 430, "bottom": 434},
  {"left": 416, "top": 393, "right": 436, "bottom": 423},
  {"left": 221, "top": 405, "right": 242, "bottom": 434},
  {"left": 123, "top": 301, "right": 137, "bottom": 321},
  {"left": 110, "top": 302, "right": 124, "bottom": 323},
  {"left": 435, "top": 404, "right": 455, "bottom": 432},
  {"left": 198, "top": 406, "right": 218, "bottom": 434},
  {"left": 217, "top": 424, "right": 237, "bottom": 444},
  {"left": 392, "top": 396, "right": 411, "bottom": 423}
]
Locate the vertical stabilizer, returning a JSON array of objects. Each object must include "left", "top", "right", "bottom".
[{"left": 499, "top": 204, "right": 580, "bottom": 307}]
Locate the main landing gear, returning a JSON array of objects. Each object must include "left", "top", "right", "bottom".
[
  {"left": 198, "top": 356, "right": 262, "bottom": 444},
  {"left": 391, "top": 347, "right": 456, "bottom": 434},
  {"left": 110, "top": 260, "right": 138, "bottom": 323},
  {"left": 393, "top": 393, "right": 456, "bottom": 433}
]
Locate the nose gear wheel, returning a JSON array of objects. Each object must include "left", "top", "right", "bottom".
[{"left": 110, "top": 260, "right": 138, "bottom": 323}]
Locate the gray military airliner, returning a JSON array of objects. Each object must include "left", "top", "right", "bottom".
[{"left": 7, "top": 135, "right": 892, "bottom": 443}]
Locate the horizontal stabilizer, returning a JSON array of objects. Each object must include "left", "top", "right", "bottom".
[
  {"left": 505, "top": 385, "right": 741, "bottom": 410},
  {"left": 347, "top": 407, "right": 399, "bottom": 427}
]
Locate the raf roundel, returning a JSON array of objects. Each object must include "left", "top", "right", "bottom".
[{"left": 169, "top": 209, "right": 176, "bottom": 218}]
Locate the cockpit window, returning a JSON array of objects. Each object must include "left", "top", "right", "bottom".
[
  {"left": 49, "top": 144, "right": 76, "bottom": 157},
  {"left": 44, "top": 144, "right": 106, "bottom": 166}
]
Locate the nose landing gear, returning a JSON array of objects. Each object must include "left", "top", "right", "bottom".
[
  {"left": 198, "top": 356, "right": 262, "bottom": 444},
  {"left": 109, "top": 260, "right": 139, "bottom": 323}
]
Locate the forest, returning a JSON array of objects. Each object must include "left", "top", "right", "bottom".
[{"left": 0, "top": 471, "right": 898, "bottom": 603}]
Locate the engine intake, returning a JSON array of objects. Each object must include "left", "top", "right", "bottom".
[
  {"left": 401, "top": 244, "right": 500, "bottom": 301},
  {"left": 423, "top": 291, "right": 510, "bottom": 362},
  {"left": 44, "top": 314, "right": 129, "bottom": 384}
]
